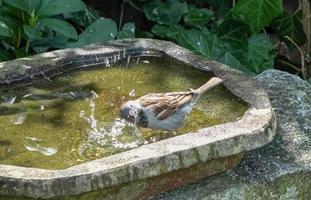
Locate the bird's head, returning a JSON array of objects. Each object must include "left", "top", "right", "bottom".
[{"left": 119, "top": 100, "right": 143, "bottom": 124}]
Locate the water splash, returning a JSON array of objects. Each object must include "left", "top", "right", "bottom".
[
  {"left": 12, "top": 113, "right": 27, "bottom": 125},
  {"left": 105, "top": 57, "right": 110, "bottom": 67},
  {"left": 78, "top": 90, "right": 144, "bottom": 156},
  {"left": 129, "top": 89, "right": 136, "bottom": 97},
  {"left": 123, "top": 48, "right": 126, "bottom": 58},
  {"left": 2, "top": 94, "right": 16, "bottom": 104},
  {"left": 136, "top": 56, "right": 140, "bottom": 64},
  {"left": 126, "top": 55, "right": 131, "bottom": 68}
]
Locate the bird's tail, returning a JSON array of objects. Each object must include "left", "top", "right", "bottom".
[{"left": 196, "top": 77, "right": 223, "bottom": 94}]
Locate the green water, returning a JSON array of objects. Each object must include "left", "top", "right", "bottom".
[{"left": 0, "top": 57, "right": 248, "bottom": 169}]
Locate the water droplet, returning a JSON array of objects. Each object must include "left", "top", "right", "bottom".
[
  {"left": 105, "top": 57, "right": 110, "bottom": 67},
  {"left": 79, "top": 110, "right": 85, "bottom": 117},
  {"left": 12, "top": 113, "right": 27, "bottom": 125},
  {"left": 91, "top": 91, "right": 98, "bottom": 98},
  {"left": 126, "top": 55, "right": 131, "bottom": 68},
  {"left": 123, "top": 48, "right": 126, "bottom": 58},
  {"left": 136, "top": 56, "right": 140, "bottom": 64},
  {"left": 2, "top": 94, "right": 16, "bottom": 104},
  {"left": 129, "top": 89, "right": 136, "bottom": 97}
]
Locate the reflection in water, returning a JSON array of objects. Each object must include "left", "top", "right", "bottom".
[
  {"left": 24, "top": 137, "right": 57, "bottom": 156},
  {"left": 0, "top": 57, "right": 248, "bottom": 169}
]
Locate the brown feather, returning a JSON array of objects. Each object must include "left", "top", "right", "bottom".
[{"left": 138, "top": 91, "right": 194, "bottom": 120}]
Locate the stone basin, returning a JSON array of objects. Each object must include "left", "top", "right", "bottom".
[{"left": 0, "top": 39, "right": 276, "bottom": 199}]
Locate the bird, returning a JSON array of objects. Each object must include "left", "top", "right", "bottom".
[{"left": 119, "top": 77, "right": 223, "bottom": 130}]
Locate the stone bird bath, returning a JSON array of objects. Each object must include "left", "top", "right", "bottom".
[{"left": 0, "top": 39, "right": 276, "bottom": 199}]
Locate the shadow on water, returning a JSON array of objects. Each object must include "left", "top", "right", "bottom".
[{"left": 0, "top": 75, "right": 102, "bottom": 128}]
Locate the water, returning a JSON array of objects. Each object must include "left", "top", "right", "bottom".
[{"left": 0, "top": 57, "right": 248, "bottom": 169}]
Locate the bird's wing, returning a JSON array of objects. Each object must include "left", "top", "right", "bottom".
[{"left": 138, "top": 92, "right": 194, "bottom": 120}]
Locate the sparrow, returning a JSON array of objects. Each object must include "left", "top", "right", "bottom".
[{"left": 119, "top": 77, "right": 223, "bottom": 130}]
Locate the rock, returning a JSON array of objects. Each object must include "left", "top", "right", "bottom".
[{"left": 154, "top": 69, "right": 311, "bottom": 200}]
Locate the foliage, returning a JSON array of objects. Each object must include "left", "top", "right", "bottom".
[
  {"left": 0, "top": 0, "right": 308, "bottom": 77},
  {"left": 126, "top": 0, "right": 307, "bottom": 75},
  {"left": 233, "top": 0, "right": 283, "bottom": 33},
  {"left": 126, "top": 0, "right": 278, "bottom": 74},
  {"left": 0, "top": 0, "right": 121, "bottom": 61}
]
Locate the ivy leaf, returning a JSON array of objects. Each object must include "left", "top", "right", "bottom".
[
  {"left": 30, "top": 35, "right": 68, "bottom": 49},
  {"left": 184, "top": 6, "right": 213, "bottom": 29},
  {"left": 216, "top": 19, "right": 250, "bottom": 42},
  {"left": 272, "top": 12, "right": 306, "bottom": 46},
  {"left": 152, "top": 25, "right": 275, "bottom": 75},
  {"left": 247, "top": 34, "right": 274, "bottom": 73},
  {"left": 37, "top": 0, "right": 86, "bottom": 17},
  {"left": 152, "top": 24, "right": 183, "bottom": 39},
  {"left": 0, "top": 20, "right": 12, "bottom": 37},
  {"left": 143, "top": 0, "right": 188, "bottom": 25},
  {"left": 23, "top": 25, "right": 41, "bottom": 40},
  {"left": 234, "top": 0, "right": 283, "bottom": 33},
  {"left": 203, "top": 0, "right": 231, "bottom": 18},
  {"left": 70, "top": 18, "right": 117, "bottom": 47},
  {"left": 117, "top": 23, "right": 136, "bottom": 39},
  {"left": 218, "top": 52, "right": 253, "bottom": 75},
  {"left": 176, "top": 29, "right": 224, "bottom": 59},
  {"left": 39, "top": 18, "right": 78, "bottom": 40}
]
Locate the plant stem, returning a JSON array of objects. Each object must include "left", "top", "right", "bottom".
[
  {"left": 119, "top": 3, "right": 125, "bottom": 31},
  {"left": 25, "top": 40, "right": 30, "bottom": 53},
  {"left": 284, "top": 36, "right": 307, "bottom": 80}
]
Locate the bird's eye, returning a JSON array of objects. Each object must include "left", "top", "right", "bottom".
[{"left": 129, "top": 106, "right": 138, "bottom": 117}]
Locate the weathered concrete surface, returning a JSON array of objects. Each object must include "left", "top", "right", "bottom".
[{"left": 154, "top": 69, "right": 311, "bottom": 200}]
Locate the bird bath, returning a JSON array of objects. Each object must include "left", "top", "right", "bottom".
[{"left": 0, "top": 39, "right": 276, "bottom": 199}]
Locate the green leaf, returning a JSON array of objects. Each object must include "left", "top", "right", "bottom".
[
  {"left": 216, "top": 19, "right": 250, "bottom": 42},
  {"left": 203, "top": 0, "right": 230, "bottom": 18},
  {"left": 135, "top": 27, "right": 154, "bottom": 38},
  {"left": 0, "top": 20, "right": 12, "bottom": 37},
  {"left": 71, "top": 18, "right": 117, "bottom": 47},
  {"left": 234, "top": 0, "right": 283, "bottom": 33},
  {"left": 175, "top": 29, "right": 224, "bottom": 59},
  {"left": 218, "top": 52, "right": 253, "bottom": 75},
  {"left": 23, "top": 25, "right": 41, "bottom": 40},
  {"left": 143, "top": 0, "right": 188, "bottom": 25},
  {"left": 152, "top": 24, "right": 183, "bottom": 39},
  {"left": 39, "top": 18, "right": 78, "bottom": 40},
  {"left": 0, "top": 47, "right": 12, "bottom": 61},
  {"left": 30, "top": 35, "right": 68, "bottom": 49},
  {"left": 184, "top": 6, "right": 213, "bottom": 29},
  {"left": 151, "top": 25, "right": 275, "bottom": 75},
  {"left": 37, "top": 0, "right": 86, "bottom": 17},
  {"left": 272, "top": 12, "right": 306, "bottom": 46},
  {"left": 247, "top": 34, "right": 274, "bottom": 73},
  {"left": 117, "top": 23, "right": 136, "bottom": 39},
  {"left": 3, "top": 0, "right": 41, "bottom": 14}
]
